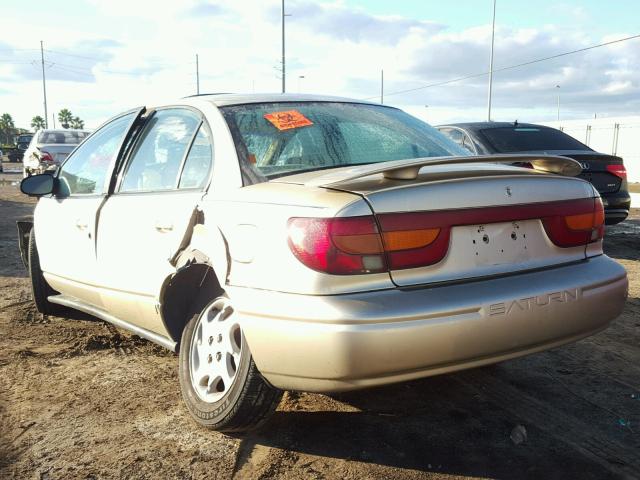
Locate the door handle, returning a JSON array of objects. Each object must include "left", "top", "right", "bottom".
[
  {"left": 75, "top": 219, "right": 88, "bottom": 230},
  {"left": 155, "top": 222, "right": 174, "bottom": 233}
]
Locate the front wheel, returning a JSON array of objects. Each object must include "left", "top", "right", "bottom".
[{"left": 178, "top": 296, "right": 283, "bottom": 432}]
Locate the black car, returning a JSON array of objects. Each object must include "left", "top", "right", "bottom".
[
  {"left": 8, "top": 134, "right": 34, "bottom": 163},
  {"left": 437, "top": 122, "right": 630, "bottom": 225}
]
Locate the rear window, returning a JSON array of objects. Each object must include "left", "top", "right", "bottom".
[
  {"left": 37, "top": 130, "right": 90, "bottom": 145},
  {"left": 480, "top": 126, "right": 591, "bottom": 153},
  {"left": 221, "top": 102, "right": 467, "bottom": 179}
]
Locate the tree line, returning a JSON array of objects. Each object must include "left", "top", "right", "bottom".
[{"left": 0, "top": 109, "right": 85, "bottom": 145}]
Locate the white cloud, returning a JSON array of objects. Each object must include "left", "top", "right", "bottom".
[{"left": 0, "top": 0, "right": 638, "bottom": 130}]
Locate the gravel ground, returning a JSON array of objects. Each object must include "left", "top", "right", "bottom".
[{"left": 0, "top": 168, "right": 639, "bottom": 480}]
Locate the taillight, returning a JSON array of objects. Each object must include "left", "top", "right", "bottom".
[
  {"left": 287, "top": 217, "right": 386, "bottom": 275},
  {"left": 40, "top": 151, "right": 54, "bottom": 163},
  {"left": 542, "top": 197, "right": 604, "bottom": 247},
  {"left": 289, "top": 198, "right": 605, "bottom": 275},
  {"left": 377, "top": 213, "right": 450, "bottom": 269},
  {"left": 606, "top": 164, "right": 627, "bottom": 181}
]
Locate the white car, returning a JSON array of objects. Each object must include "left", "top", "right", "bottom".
[
  {"left": 23, "top": 129, "right": 91, "bottom": 177},
  {"left": 19, "top": 94, "right": 628, "bottom": 432}
]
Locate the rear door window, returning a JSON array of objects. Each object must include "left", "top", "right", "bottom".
[
  {"left": 120, "top": 109, "right": 200, "bottom": 192},
  {"left": 178, "top": 124, "right": 213, "bottom": 190}
]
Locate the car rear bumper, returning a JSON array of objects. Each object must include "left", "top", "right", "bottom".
[
  {"left": 231, "top": 255, "right": 627, "bottom": 392},
  {"left": 603, "top": 191, "right": 631, "bottom": 225}
]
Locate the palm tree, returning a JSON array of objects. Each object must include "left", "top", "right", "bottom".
[
  {"left": 70, "top": 116, "right": 85, "bottom": 129},
  {"left": 0, "top": 113, "right": 15, "bottom": 144},
  {"left": 31, "top": 115, "right": 46, "bottom": 130},
  {"left": 58, "top": 109, "right": 73, "bottom": 129}
]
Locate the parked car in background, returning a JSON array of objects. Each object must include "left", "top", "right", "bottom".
[
  {"left": 19, "top": 94, "right": 627, "bottom": 432},
  {"left": 8, "top": 133, "right": 34, "bottom": 162},
  {"left": 437, "top": 122, "right": 631, "bottom": 224},
  {"left": 23, "top": 129, "right": 90, "bottom": 177}
]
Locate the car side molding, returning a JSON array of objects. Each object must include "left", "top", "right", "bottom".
[{"left": 48, "top": 294, "right": 177, "bottom": 351}]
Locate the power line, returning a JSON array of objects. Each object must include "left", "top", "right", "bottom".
[{"left": 363, "top": 33, "right": 640, "bottom": 100}]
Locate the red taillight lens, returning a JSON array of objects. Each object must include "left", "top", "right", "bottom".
[
  {"left": 606, "top": 164, "right": 627, "bottom": 180},
  {"left": 542, "top": 197, "right": 604, "bottom": 247},
  {"left": 40, "top": 151, "right": 54, "bottom": 162},
  {"left": 287, "top": 217, "right": 386, "bottom": 275}
]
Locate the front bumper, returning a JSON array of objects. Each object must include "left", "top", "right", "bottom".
[{"left": 231, "top": 255, "right": 627, "bottom": 392}]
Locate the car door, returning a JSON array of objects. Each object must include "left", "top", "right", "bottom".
[
  {"left": 35, "top": 110, "right": 141, "bottom": 306},
  {"left": 96, "top": 107, "right": 214, "bottom": 335}
]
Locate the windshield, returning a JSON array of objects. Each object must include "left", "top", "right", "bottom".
[
  {"left": 18, "top": 135, "right": 33, "bottom": 143},
  {"left": 221, "top": 102, "right": 468, "bottom": 179},
  {"left": 480, "top": 126, "right": 591, "bottom": 153},
  {"left": 37, "top": 130, "right": 90, "bottom": 145}
]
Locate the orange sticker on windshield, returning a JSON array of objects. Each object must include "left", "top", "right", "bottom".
[{"left": 264, "top": 110, "right": 313, "bottom": 130}]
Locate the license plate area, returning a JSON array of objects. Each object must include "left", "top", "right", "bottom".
[{"left": 469, "top": 221, "right": 529, "bottom": 266}]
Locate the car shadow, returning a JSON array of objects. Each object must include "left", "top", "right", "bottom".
[
  {"left": 605, "top": 217, "right": 640, "bottom": 261},
  {"left": 236, "top": 339, "right": 639, "bottom": 479}
]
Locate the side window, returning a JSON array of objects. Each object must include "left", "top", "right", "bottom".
[
  {"left": 438, "top": 128, "right": 473, "bottom": 154},
  {"left": 438, "top": 128, "right": 463, "bottom": 146},
  {"left": 58, "top": 112, "right": 135, "bottom": 196},
  {"left": 461, "top": 133, "right": 476, "bottom": 154},
  {"left": 179, "top": 125, "right": 213, "bottom": 189},
  {"left": 120, "top": 109, "right": 200, "bottom": 192}
]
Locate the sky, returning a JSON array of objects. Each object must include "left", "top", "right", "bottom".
[{"left": 0, "top": 0, "right": 638, "bottom": 130}]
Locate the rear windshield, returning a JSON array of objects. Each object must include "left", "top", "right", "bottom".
[
  {"left": 18, "top": 135, "right": 33, "bottom": 143},
  {"left": 480, "top": 126, "right": 591, "bottom": 153},
  {"left": 37, "top": 130, "right": 90, "bottom": 145},
  {"left": 220, "top": 102, "right": 468, "bottom": 179}
]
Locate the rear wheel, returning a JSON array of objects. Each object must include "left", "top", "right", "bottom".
[
  {"left": 28, "top": 229, "right": 64, "bottom": 316},
  {"left": 178, "top": 296, "right": 283, "bottom": 432}
]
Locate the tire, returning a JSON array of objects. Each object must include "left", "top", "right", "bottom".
[
  {"left": 28, "top": 229, "right": 64, "bottom": 316},
  {"left": 179, "top": 296, "right": 283, "bottom": 432}
]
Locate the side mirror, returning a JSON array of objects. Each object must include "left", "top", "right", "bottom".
[{"left": 20, "top": 174, "right": 56, "bottom": 197}]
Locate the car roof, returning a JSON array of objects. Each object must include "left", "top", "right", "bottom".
[
  {"left": 437, "top": 121, "right": 552, "bottom": 131},
  {"left": 187, "top": 93, "right": 383, "bottom": 108}
]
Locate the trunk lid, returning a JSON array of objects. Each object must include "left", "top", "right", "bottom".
[
  {"left": 275, "top": 155, "right": 598, "bottom": 287},
  {"left": 38, "top": 144, "right": 77, "bottom": 164}
]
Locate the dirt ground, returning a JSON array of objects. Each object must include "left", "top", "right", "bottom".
[{"left": 1, "top": 166, "right": 639, "bottom": 480}]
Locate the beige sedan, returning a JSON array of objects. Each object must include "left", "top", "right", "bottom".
[{"left": 19, "top": 94, "right": 627, "bottom": 432}]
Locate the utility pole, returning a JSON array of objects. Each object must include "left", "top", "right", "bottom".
[
  {"left": 380, "top": 69, "right": 384, "bottom": 104},
  {"left": 281, "top": 0, "right": 286, "bottom": 93},
  {"left": 40, "top": 41, "right": 49, "bottom": 129},
  {"left": 486, "top": 0, "right": 496, "bottom": 121},
  {"left": 195, "top": 54, "right": 200, "bottom": 95},
  {"left": 52, "top": 113, "right": 56, "bottom": 129}
]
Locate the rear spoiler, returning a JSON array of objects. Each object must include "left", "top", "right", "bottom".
[{"left": 307, "top": 154, "right": 582, "bottom": 187}]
